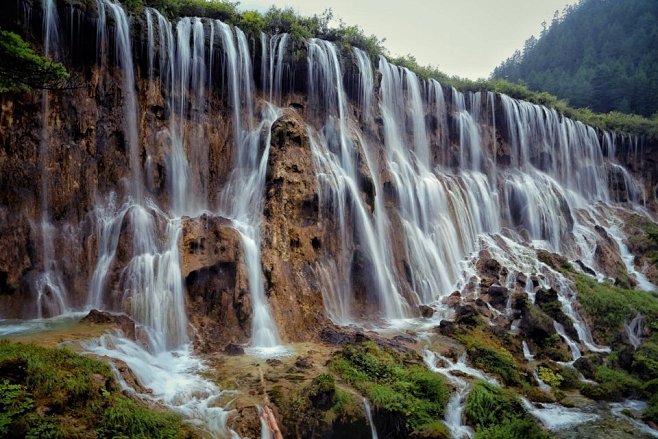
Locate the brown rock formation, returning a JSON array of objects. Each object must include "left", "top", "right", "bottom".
[
  {"left": 179, "top": 214, "right": 252, "bottom": 351},
  {"left": 261, "top": 111, "right": 327, "bottom": 342}
]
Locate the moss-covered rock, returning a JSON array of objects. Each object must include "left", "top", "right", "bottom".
[
  {"left": 455, "top": 328, "right": 526, "bottom": 386},
  {"left": 0, "top": 341, "right": 195, "bottom": 439},
  {"left": 571, "top": 273, "right": 658, "bottom": 345},
  {"left": 329, "top": 341, "right": 450, "bottom": 438},
  {"left": 580, "top": 366, "right": 643, "bottom": 401},
  {"left": 464, "top": 381, "right": 550, "bottom": 439}
]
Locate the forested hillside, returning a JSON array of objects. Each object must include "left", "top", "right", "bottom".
[{"left": 492, "top": 0, "right": 658, "bottom": 117}]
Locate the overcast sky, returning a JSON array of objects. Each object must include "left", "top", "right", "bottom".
[{"left": 238, "top": 0, "right": 577, "bottom": 79}]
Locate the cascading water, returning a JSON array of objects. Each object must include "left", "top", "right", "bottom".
[
  {"left": 307, "top": 40, "right": 405, "bottom": 322},
  {"left": 217, "top": 23, "right": 283, "bottom": 351},
  {"left": 7, "top": 1, "right": 658, "bottom": 436},
  {"left": 36, "top": 0, "right": 68, "bottom": 318},
  {"left": 363, "top": 398, "right": 379, "bottom": 439}
]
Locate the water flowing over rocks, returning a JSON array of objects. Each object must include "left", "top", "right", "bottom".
[{"left": 1, "top": 0, "right": 658, "bottom": 437}]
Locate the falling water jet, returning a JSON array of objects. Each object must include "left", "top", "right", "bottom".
[{"left": 36, "top": 0, "right": 68, "bottom": 318}]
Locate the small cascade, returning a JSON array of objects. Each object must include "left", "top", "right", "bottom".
[
  {"left": 423, "top": 350, "right": 492, "bottom": 439},
  {"left": 533, "top": 370, "right": 552, "bottom": 393},
  {"left": 607, "top": 224, "right": 658, "bottom": 291},
  {"left": 625, "top": 313, "right": 644, "bottom": 349},
  {"left": 363, "top": 398, "right": 379, "bottom": 439},
  {"left": 444, "top": 387, "right": 473, "bottom": 439},
  {"left": 522, "top": 340, "right": 534, "bottom": 361},
  {"left": 521, "top": 398, "right": 599, "bottom": 430},
  {"left": 554, "top": 321, "right": 582, "bottom": 362},
  {"left": 83, "top": 334, "right": 235, "bottom": 438}
]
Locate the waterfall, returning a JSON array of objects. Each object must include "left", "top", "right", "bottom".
[
  {"left": 217, "top": 23, "right": 283, "bottom": 351},
  {"left": 307, "top": 40, "right": 407, "bottom": 322},
  {"left": 36, "top": 0, "right": 68, "bottom": 318}
]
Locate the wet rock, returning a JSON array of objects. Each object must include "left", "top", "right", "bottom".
[
  {"left": 575, "top": 260, "right": 596, "bottom": 276},
  {"left": 487, "top": 284, "right": 509, "bottom": 309},
  {"left": 455, "top": 304, "right": 478, "bottom": 326},
  {"left": 266, "top": 358, "right": 282, "bottom": 367},
  {"left": 593, "top": 225, "right": 636, "bottom": 289},
  {"left": 536, "top": 249, "right": 571, "bottom": 271},
  {"left": 535, "top": 288, "right": 578, "bottom": 339},
  {"left": 228, "top": 405, "right": 261, "bottom": 439},
  {"left": 223, "top": 343, "right": 245, "bottom": 356},
  {"left": 516, "top": 273, "right": 528, "bottom": 287},
  {"left": 435, "top": 320, "right": 456, "bottom": 335},
  {"left": 261, "top": 111, "right": 329, "bottom": 342},
  {"left": 445, "top": 291, "right": 461, "bottom": 306},
  {"left": 320, "top": 325, "right": 357, "bottom": 345},
  {"left": 294, "top": 356, "right": 313, "bottom": 369},
  {"left": 574, "top": 354, "right": 605, "bottom": 380},
  {"left": 519, "top": 301, "right": 556, "bottom": 343},
  {"left": 80, "top": 309, "right": 135, "bottom": 339},
  {"left": 179, "top": 214, "right": 241, "bottom": 278},
  {"left": 418, "top": 305, "right": 434, "bottom": 318}
]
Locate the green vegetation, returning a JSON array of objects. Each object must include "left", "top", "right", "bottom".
[
  {"left": 464, "top": 381, "right": 550, "bottom": 439},
  {"left": 571, "top": 272, "right": 658, "bottom": 344},
  {"left": 454, "top": 328, "right": 524, "bottom": 386},
  {"left": 0, "top": 341, "right": 194, "bottom": 438},
  {"left": 537, "top": 366, "right": 562, "bottom": 389},
  {"left": 329, "top": 341, "right": 450, "bottom": 437},
  {"left": 493, "top": 0, "right": 658, "bottom": 118},
  {"left": 0, "top": 29, "right": 69, "bottom": 93},
  {"left": 580, "top": 366, "right": 643, "bottom": 401}
]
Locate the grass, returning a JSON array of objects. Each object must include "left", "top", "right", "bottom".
[
  {"left": 572, "top": 273, "right": 658, "bottom": 344},
  {"left": 464, "top": 381, "right": 550, "bottom": 439},
  {"left": 0, "top": 340, "right": 195, "bottom": 439},
  {"left": 580, "top": 366, "right": 643, "bottom": 401},
  {"left": 329, "top": 341, "right": 450, "bottom": 437},
  {"left": 454, "top": 328, "right": 525, "bottom": 386}
]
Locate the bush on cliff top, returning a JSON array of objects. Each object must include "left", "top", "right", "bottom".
[
  {"left": 0, "top": 340, "right": 195, "bottom": 438},
  {"left": 0, "top": 29, "right": 69, "bottom": 93}
]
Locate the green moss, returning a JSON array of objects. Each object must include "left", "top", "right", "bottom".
[
  {"left": 632, "top": 342, "right": 658, "bottom": 380},
  {"left": 455, "top": 329, "right": 524, "bottom": 386},
  {"left": 571, "top": 273, "right": 658, "bottom": 344},
  {"left": 0, "top": 341, "right": 195, "bottom": 438},
  {"left": 411, "top": 420, "right": 450, "bottom": 438},
  {"left": 97, "top": 397, "right": 190, "bottom": 439},
  {"left": 329, "top": 341, "right": 449, "bottom": 435},
  {"left": 580, "top": 366, "right": 643, "bottom": 401},
  {"left": 465, "top": 381, "right": 550, "bottom": 438},
  {"left": 473, "top": 417, "right": 552, "bottom": 439},
  {"left": 465, "top": 381, "right": 524, "bottom": 429}
]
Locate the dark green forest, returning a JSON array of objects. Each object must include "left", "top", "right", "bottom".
[{"left": 492, "top": 0, "right": 658, "bottom": 117}]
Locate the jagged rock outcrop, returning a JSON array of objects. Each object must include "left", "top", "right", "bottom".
[
  {"left": 261, "top": 111, "right": 328, "bottom": 342},
  {"left": 179, "top": 214, "right": 252, "bottom": 351}
]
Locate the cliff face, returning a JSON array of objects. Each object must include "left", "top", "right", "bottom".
[{"left": 0, "top": 0, "right": 656, "bottom": 354}]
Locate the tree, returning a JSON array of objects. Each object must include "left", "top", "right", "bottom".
[{"left": 0, "top": 29, "right": 69, "bottom": 93}]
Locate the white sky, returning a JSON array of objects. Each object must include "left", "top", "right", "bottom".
[{"left": 238, "top": 0, "right": 577, "bottom": 79}]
